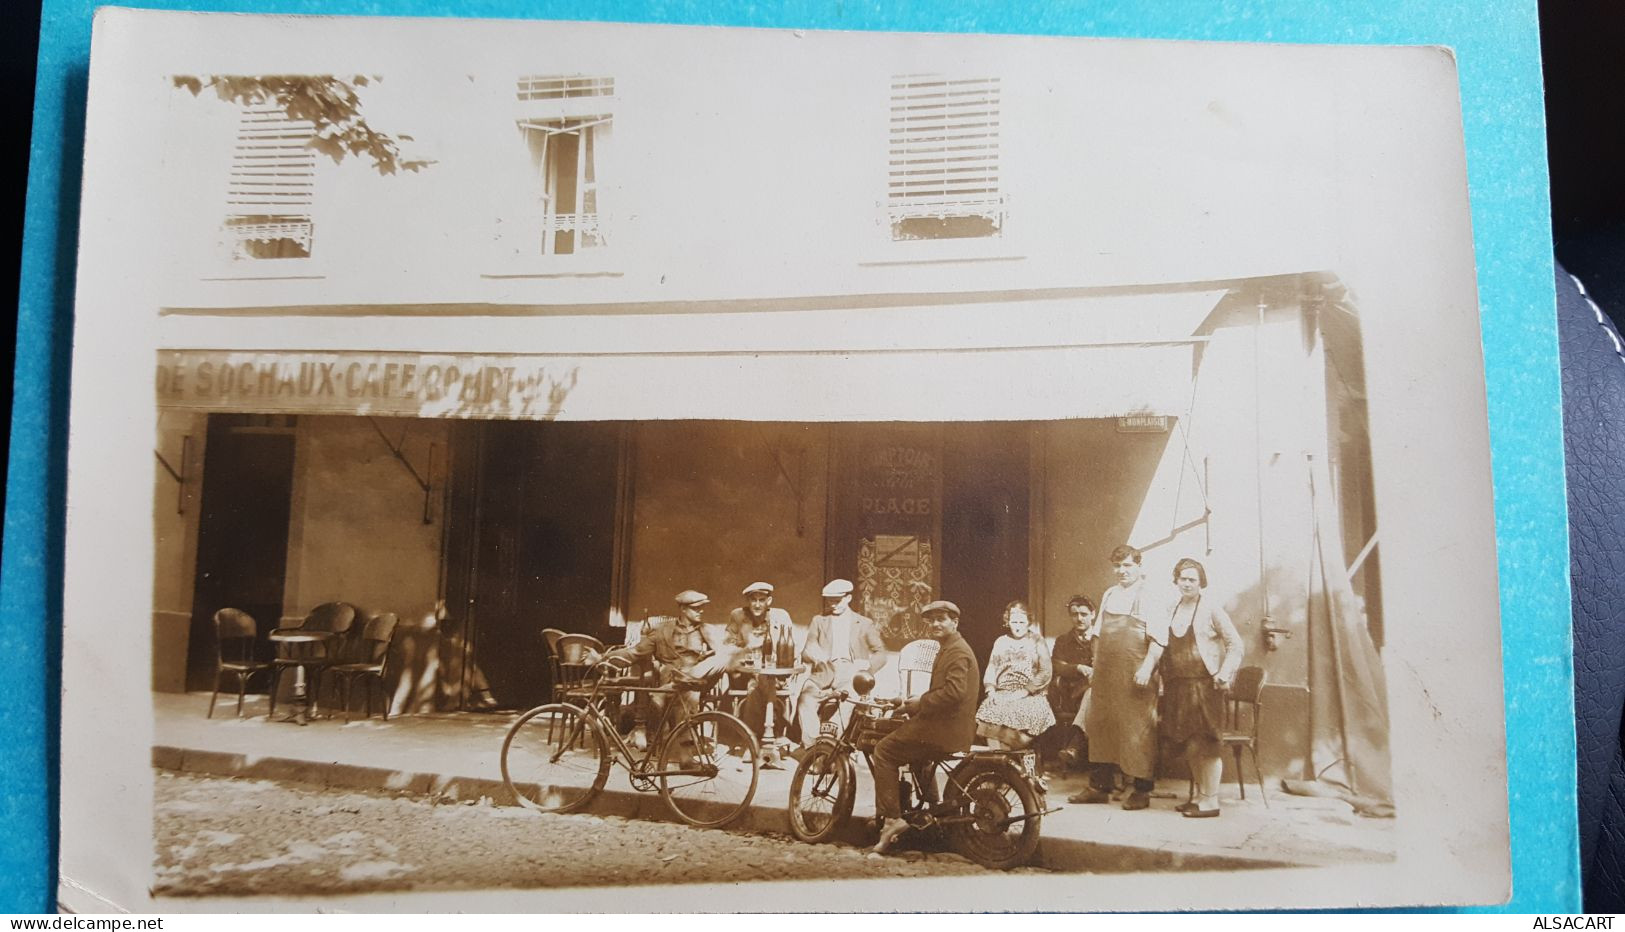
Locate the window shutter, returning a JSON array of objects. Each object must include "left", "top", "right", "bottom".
[
  {"left": 223, "top": 106, "right": 316, "bottom": 258},
  {"left": 888, "top": 75, "right": 1003, "bottom": 239}
]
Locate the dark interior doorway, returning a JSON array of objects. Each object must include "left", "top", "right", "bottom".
[
  {"left": 185, "top": 414, "right": 297, "bottom": 691},
  {"left": 827, "top": 422, "right": 1031, "bottom": 664},
  {"left": 446, "top": 420, "right": 622, "bottom": 710},
  {"left": 940, "top": 423, "right": 1032, "bottom": 665}
]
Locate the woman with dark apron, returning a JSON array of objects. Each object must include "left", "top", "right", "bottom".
[
  {"left": 1162, "top": 557, "right": 1244, "bottom": 818},
  {"left": 1071, "top": 544, "right": 1167, "bottom": 811}
]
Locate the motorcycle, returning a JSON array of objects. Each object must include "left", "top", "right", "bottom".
[{"left": 786, "top": 672, "right": 1054, "bottom": 870}]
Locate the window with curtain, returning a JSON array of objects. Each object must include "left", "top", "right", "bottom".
[{"left": 515, "top": 75, "right": 614, "bottom": 256}]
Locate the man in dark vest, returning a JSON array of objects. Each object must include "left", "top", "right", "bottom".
[
  {"left": 721, "top": 581, "right": 796, "bottom": 747},
  {"left": 871, "top": 599, "right": 980, "bottom": 854},
  {"left": 622, "top": 589, "right": 724, "bottom": 725},
  {"left": 1041, "top": 593, "right": 1096, "bottom": 774}
]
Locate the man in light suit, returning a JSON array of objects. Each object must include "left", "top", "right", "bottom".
[{"left": 795, "top": 578, "right": 887, "bottom": 746}]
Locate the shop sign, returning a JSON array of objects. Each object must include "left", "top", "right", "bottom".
[
  {"left": 1116, "top": 414, "right": 1169, "bottom": 432},
  {"left": 872, "top": 534, "right": 922, "bottom": 568},
  {"left": 155, "top": 350, "right": 580, "bottom": 420}
]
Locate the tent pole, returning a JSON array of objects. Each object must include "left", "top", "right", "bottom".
[
  {"left": 1253, "top": 298, "right": 1271, "bottom": 629},
  {"left": 1310, "top": 456, "right": 1358, "bottom": 794}
]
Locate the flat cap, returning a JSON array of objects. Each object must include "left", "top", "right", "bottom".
[
  {"left": 675, "top": 589, "right": 710, "bottom": 607},
  {"left": 821, "top": 578, "right": 855, "bottom": 597},
  {"left": 741, "top": 581, "right": 775, "bottom": 595},
  {"left": 921, "top": 600, "right": 961, "bottom": 619}
]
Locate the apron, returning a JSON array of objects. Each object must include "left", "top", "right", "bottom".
[
  {"left": 1084, "top": 586, "right": 1159, "bottom": 780},
  {"left": 1161, "top": 610, "right": 1223, "bottom": 745}
]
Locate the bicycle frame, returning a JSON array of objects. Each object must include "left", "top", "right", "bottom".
[
  {"left": 553, "top": 674, "right": 719, "bottom": 780},
  {"left": 504, "top": 658, "right": 761, "bottom": 828}
]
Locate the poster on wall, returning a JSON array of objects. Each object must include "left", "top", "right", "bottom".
[{"left": 58, "top": 8, "right": 1513, "bottom": 912}]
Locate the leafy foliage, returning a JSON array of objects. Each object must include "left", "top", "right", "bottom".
[{"left": 173, "top": 74, "right": 434, "bottom": 175}]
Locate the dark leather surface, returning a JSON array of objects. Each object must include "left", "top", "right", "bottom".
[{"left": 1559, "top": 262, "right": 1625, "bottom": 911}]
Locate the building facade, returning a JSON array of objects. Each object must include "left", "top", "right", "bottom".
[{"left": 150, "top": 27, "right": 1389, "bottom": 799}]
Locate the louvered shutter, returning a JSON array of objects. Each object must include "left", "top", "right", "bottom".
[
  {"left": 888, "top": 75, "right": 1003, "bottom": 240},
  {"left": 223, "top": 106, "right": 316, "bottom": 259}
]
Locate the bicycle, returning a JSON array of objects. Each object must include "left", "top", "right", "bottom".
[
  {"left": 500, "top": 659, "right": 761, "bottom": 828},
  {"left": 787, "top": 679, "right": 1053, "bottom": 870}
]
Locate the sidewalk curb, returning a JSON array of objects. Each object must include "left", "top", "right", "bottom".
[
  {"left": 152, "top": 744, "right": 1312, "bottom": 873},
  {"left": 153, "top": 744, "right": 802, "bottom": 836}
]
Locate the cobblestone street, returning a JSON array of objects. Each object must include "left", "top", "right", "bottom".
[{"left": 155, "top": 770, "right": 1039, "bottom": 897}]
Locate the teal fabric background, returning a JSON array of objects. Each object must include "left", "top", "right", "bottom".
[{"left": 3, "top": 0, "right": 1571, "bottom": 913}]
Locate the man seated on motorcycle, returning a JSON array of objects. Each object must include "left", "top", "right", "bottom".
[{"left": 871, "top": 599, "right": 981, "bottom": 854}]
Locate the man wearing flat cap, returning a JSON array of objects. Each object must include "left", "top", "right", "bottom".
[
  {"left": 796, "top": 578, "right": 887, "bottom": 747},
  {"left": 872, "top": 599, "right": 980, "bottom": 854},
  {"left": 620, "top": 589, "right": 725, "bottom": 723},
  {"left": 722, "top": 582, "right": 798, "bottom": 746}
]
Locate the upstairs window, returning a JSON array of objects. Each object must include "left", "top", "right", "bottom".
[
  {"left": 887, "top": 74, "right": 1003, "bottom": 241},
  {"left": 223, "top": 106, "right": 316, "bottom": 259},
  {"left": 515, "top": 75, "right": 613, "bottom": 256}
]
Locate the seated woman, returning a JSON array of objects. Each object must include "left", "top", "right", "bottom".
[{"left": 974, "top": 601, "right": 1057, "bottom": 750}]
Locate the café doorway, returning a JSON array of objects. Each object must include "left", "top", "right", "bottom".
[
  {"left": 184, "top": 414, "right": 298, "bottom": 691},
  {"left": 441, "top": 420, "right": 625, "bottom": 709},
  {"left": 826, "top": 422, "right": 1031, "bottom": 664}
]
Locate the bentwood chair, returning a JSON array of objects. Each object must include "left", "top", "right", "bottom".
[
  {"left": 268, "top": 601, "right": 357, "bottom": 721},
  {"left": 1220, "top": 665, "right": 1270, "bottom": 807},
  {"left": 327, "top": 612, "right": 401, "bottom": 722},
  {"left": 208, "top": 608, "right": 271, "bottom": 718},
  {"left": 541, "top": 627, "right": 567, "bottom": 700},
  {"left": 553, "top": 633, "right": 606, "bottom": 704},
  {"left": 897, "top": 638, "right": 940, "bottom": 699}
]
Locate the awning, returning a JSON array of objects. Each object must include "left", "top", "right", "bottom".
[{"left": 155, "top": 290, "right": 1226, "bottom": 422}]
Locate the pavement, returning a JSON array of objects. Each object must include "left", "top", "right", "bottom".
[{"left": 153, "top": 690, "right": 1395, "bottom": 874}]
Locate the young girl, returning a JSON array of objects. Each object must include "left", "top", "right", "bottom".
[{"left": 975, "top": 601, "right": 1057, "bottom": 749}]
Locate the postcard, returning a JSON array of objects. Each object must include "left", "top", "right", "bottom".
[{"left": 59, "top": 8, "right": 1506, "bottom": 911}]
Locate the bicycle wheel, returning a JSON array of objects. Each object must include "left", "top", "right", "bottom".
[
  {"left": 656, "top": 710, "right": 759, "bottom": 828},
  {"left": 787, "top": 741, "right": 855, "bottom": 843},
  {"left": 945, "top": 760, "right": 1042, "bottom": 870},
  {"left": 501, "top": 703, "right": 610, "bottom": 814}
]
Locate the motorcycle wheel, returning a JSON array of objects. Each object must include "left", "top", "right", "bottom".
[
  {"left": 787, "top": 742, "right": 855, "bottom": 843},
  {"left": 945, "top": 760, "right": 1042, "bottom": 870}
]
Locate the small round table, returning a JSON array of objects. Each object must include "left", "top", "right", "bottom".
[
  {"left": 267, "top": 630, "right": 337, "bottom": 725},
  {"left": 740, "top": 665, "right": 802, "bottom": 768}
]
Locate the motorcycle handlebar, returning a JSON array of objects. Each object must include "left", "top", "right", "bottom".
[{"left": 830, "top": 690, "right": 904, "bottom": 711}]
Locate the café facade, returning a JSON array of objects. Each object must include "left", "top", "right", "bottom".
[{"left": 148, "top": 23, "right": 1393, "bottom": 800}]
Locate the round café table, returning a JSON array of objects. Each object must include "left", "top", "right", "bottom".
[
  {"left": 738, "top": 664, "right": 802, "bottom": 767},
  {"left": 267, "top": 630, "right": 337, "bottom": 725}
]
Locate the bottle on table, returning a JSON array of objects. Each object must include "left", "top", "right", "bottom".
[{"left": 775, "top": 625, "right": 795, "bottom": 669}]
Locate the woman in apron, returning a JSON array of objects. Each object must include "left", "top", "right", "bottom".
[
  {"left": 1162, "top": 557, "right": 1244, "bottom": 818},
  {"left": 1072, "top": 544, "right": 1168, "bottom": 811}
]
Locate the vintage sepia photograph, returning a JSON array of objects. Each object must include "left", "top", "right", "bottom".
[{"left": 60, "top": 9, "right": 1506, "bottom": 912}]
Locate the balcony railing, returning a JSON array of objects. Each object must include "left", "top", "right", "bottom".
[{"left": 885, "top": 195, "right": 1004, "bottom": 223}]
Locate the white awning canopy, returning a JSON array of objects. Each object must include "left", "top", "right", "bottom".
[{"left": 155, "top": 289, "right": 1226, "bottom": 421}]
